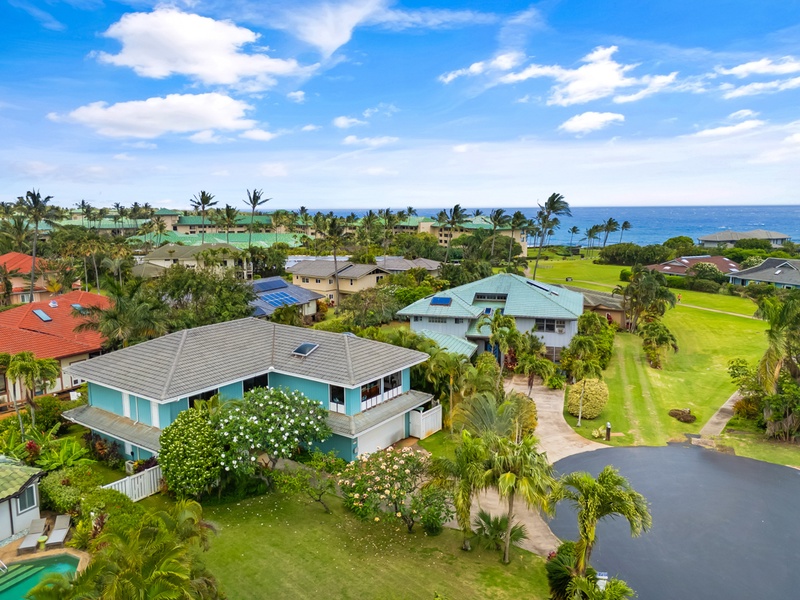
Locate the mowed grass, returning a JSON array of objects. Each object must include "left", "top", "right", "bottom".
[
  {"left": 715, "top": 417, "right": 800, "bottom": 468},
  {"left": 565, "top": 307, "right": 768, "bottom": 446},
  {"left": 534, "top": 259, "right": 759, "bottom": 316},
  {"left": 204, "top": 492, "right": 549, "bottom": 600}
]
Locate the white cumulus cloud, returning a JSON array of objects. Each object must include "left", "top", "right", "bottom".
[
  {"left": 717, "top": 56, "right": 800, "bottom": 78},
  {"left": 722, "top": 76, "right": 800, "bottom": 99},
  {"left": 96, "top": 8, "right": 314, "bottom": 90},
  {"left": 240, "top": 129, "right": 280, "bottom": 141},
  {"left": 559, "top": 111, "right": 625, "bottom": 134},
  {"left": 500, "top": 46, "right": 675, "bottom": 106},
  {"left": 692, "top": 119, "right": 765, "bottom": 137},
  {"left": 301, "top": 124, "right": 321, "bottom": 131},
  {"left": 50, "top": 93, "right": 256, "bottom": 139},
  {"left": 333, "top": 115, "right": 367, "bottom": 128},
  {"left": 188, "top": 130, "right": 224, "bottom": 144},
  {"left": 439, "top": 51, "right": 524, "bottom": 84},
  {"left": 287, "top": 91, "right": 306, "bottom": 103},
  {"left": 343, "top": 135, "right": 398, "bottom": 147},
  {"left": 729, "top": 109, "right": 758, "bottom": 120}
]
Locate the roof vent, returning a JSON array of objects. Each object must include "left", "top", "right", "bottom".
[
  {"left": 292, "top": 342, "right": 319, "bottom": 357},
  {"left": 49, "top": 300, "right": 58, "bottom": 308}
]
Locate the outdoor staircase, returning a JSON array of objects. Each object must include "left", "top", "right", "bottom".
[{"left": 0, "top": 563, "right": 45, "bottom": 594}]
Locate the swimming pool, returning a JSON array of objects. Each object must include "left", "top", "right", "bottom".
[{"left": 0, "top": 554, "right": 79, "bottom": 599}]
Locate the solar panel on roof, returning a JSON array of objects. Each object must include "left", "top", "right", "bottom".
[
  {"left": 293, "top": 342, "right": 319, "bottom": 357},
  {"left": 430, "top": 297, "right": 452, "bottom": 306},
  {"left": 32, "top": 309, "right": 52, "bottom": 322},
  {"left": 254, "top": 278, "right": 288, "bottom": 292},
  {"left": 260, "top": 291, "right": 299, "bottom": 307}
]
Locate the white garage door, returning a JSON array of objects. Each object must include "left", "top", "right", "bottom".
[{"left": 357, "top": 414, "right": 406, "bottom": 455}]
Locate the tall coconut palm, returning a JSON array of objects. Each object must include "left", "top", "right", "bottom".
[
  {"left": 532, "top": 193, "right": 571, "bottom": 280},
  {"left": 484, "top": 434, "right": 555, "bottom": 564},
  {"left": 564, "top": 335, "right": 601, "bottom": 426},
  {"left": 601, "top": 218, "right": 620, "bottom": 248},
  {"left": 443, "top": 204, "right": 469, "bottom": 263},
  {"left": 755, "top": 294, "right": 800, "bottom": 393},
  {"left": 0, "top": 264, "right": 20, "bottom": 306},
  {"left": 324, "top": 216, "right": 350, "bottom": 311},
  {"left": 190, "top": 191, "right": 217, "bottom": 244},
  {"left": 584, "top": 225, "right": 602, "bottom": 258},
  {"left": 618, "top": 220, "right": 631, "bottom": 244},
  {"left": 488, "top": 209, "right": 511, "bottom": 262},
  {"left": 217, "top": 204, "right": 239, "bottom": 243},
  {"left": 638, "top": 320, "right": 678, "bottom": 369},
  {"left": 245, "top": 188, "right": 270, "bottom": 248},
  {"left": 426, "top": 350, "right": 470, "bottom": 433},
  {"left": 0, "top": 214, "right": 33, "bottom": 253},
  {"left": 508, "top": 211, "right": 529, "bottom": 263},
  {"left": 613, "top": 265, "right": 676, "bottom": 332},
  {"left": 17, "top": 190, "right": 60, "bottom": 301},
  {"left": 517, "top": 352, "right": 555, "bottom": 396},
  {"left": 551, "top": 465, "right": 651, "bottom": 577},
  {"left": 476, "top": 310, "right": 518, "bottom": 385},
  {"left": 429, "top": 430, "right": 487, "bottom": 550}
]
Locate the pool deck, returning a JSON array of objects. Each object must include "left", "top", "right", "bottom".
[{"left": 0, "top": 516, "right": 90, "bottom": 571}]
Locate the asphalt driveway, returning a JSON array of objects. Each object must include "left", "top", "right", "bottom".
[{"left": 549, "top": 443, "right": 800, "bottom": 600}]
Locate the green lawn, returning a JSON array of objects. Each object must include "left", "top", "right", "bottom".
[
  {"left": 715, "top": 416, "right": 800, "bottom": 468},
  {"left": 204, "top": 492, "right": 549, "bottom": 600},
  {"left": 566, "top": 308, "right": 767, "bottom": 447},
  {"left": 418, "top": 430, "right": 458, "bottom": 460}
]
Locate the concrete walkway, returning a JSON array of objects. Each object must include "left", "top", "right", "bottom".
[{"left": 699, "top": 391, "right": 740, "bottom": 437}]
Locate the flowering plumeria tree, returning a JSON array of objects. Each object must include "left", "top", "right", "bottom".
[
  {"left": 338, "top": 447, "right": 453, "bottom": 533},
  {"left": 160, "top": 408, "right": 222, "bottom": 499},
  {"left": 217, "top": 387, "right": 332, "bottom": 478}
]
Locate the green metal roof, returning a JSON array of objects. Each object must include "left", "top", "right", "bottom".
[
  {"left": 398, "top": 273, "right": 583, "bottom": 320},
  {"left": 155, "top": 208, "right": 183, "bottom": 216},
  {"left": 0, "top": 459, "right": 42, "bottom": 502},
  {"left": 176, "top": 214, "right": 272, "bottom": 226},
  {"left": 417, "top": 329, "right": 478, "bottom": 357},
  {"left": 128, "top": 231, "right": 302, "bottom": 249}
]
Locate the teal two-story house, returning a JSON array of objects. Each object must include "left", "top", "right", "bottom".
[{"left": 63, "top": 319, "right": 439, "bottom": 462}]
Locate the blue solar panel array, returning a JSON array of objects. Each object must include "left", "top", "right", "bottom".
[
  {"left": 253, "top": 278, "right": 288, "bottom": 293},
  {"left": 260, "top": 291, "right": 299, "bottom": 307},
  {"left": 430, "top": 296, "right": 452, "bottom": 306}
]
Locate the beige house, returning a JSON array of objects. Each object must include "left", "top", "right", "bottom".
[
  {"left": 428, "top": 216, "right": 529, "bottom": 255},
  {"left": 0, "top": 252, "right": 51, "bottom": 304},
  {"left": 287, "top": 260, "right": 391, "bottom": 306},
  {"left": 136, "top": 243, "right": 243, "bottom": 276}
]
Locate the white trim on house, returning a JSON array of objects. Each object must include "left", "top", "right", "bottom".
[{"left": 150, "top": 400, "right": 160, "bottom": 429}]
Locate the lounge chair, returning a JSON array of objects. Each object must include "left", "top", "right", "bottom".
[
  {"left": 16, "top": 518, "right": 48, "bottom": 555},
  {"left": 44, "top": 515, "right": 71, "bottom": 549}
]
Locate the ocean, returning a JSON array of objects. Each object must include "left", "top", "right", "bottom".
[{"left": 339, "top": 205, "right": 800, "bottom": 247}]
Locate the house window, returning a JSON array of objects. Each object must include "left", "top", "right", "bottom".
[
  {"left": 383, "top": 372, "right": 401, "bottom": 393},
  {"left": 454, "top": 318, "right": 464, "bottom": 324},
  {"left": 376, "top": 275, "right": 384, "bottom": 282},
  {"left": 315, "top": 279, "right": 321, "bottom": 284},
  {"left": 534, "top": 319, "right": 562, "bottom": 333},
  {"left": 360, "top": 380, "right": 381, "bottom": 410},
  {"left": 19, "top": 293, "right": 32, "bottom": 303},
  {"left": 428, "top": 317, "right": 447, "bottom": 324},
  {"left": 243, "top": 373, "right": 269, "bottom": 393},
  {"left": 18, "top": 486, "right": 36, "bottom": 513},
  {"left": 302, "top": 277, "right": 309, "bottom": 283},
  {"left": 350, "top": 279, "right": 354, "bottom": 285},
  {"left": 329, "top": 279, "right": 333, "bottom": 284},
  {"left": 330, "top": 385, "right": 345, "bottom": 414},
  {"left": 413, "top": 316, "right": 421, "bottom": 322},
  {"left": 188, "top": 389, "right": 218, "bottom": 408},
  {"left": 328, "top": 294, "right": 334, "bottom": 300}
]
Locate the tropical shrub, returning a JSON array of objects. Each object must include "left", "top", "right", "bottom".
[
  {"left": 546, "top": 373, "right": 566, "bottom": 389},
  {"left": 36, "top": 438, "right": 94, "bottom": 471},
  {"left": 273, "top": 451, "right": 341, "bottom": 513},
  {"left": 664, "top": 275, "right": 686, "bottom": 289},
  {"left": 619, "top": 268, "right": 631, "bottom": 282},
  {"left": 133, "top": 456, "right": 159, "bottom": 473},
  {"left": 415, "top": 486, "right": 454, "bottom": 536},
  {"left": 83, "top": 431, "right": 124, "bottom": 468},
  {"left": 34, "top": 395, "right": 63, "bottom": 432},
  {"left": 338, "top": 446, "right": 452, "bottom": 533},
  {"left": 160, "top": 408, "right": 222, "bottom": 499},
  {"left": 218, "top": 387, "right": 332, "bottom": 477},
  {"left": 472, "top": 509, "right": 528, "bottom": 551},
  {"left": 78, "top": 487, "right": 147, "bottom": 539},
  {"left": 566, "top": 379, "right": 609, "bottom": 420},
  {"left": 40, "top": 466, "right": 102, "bottom": 513},
  {"left": 689, "top": 278, "right": 721, "bottom": 294},
  {"left": 546, "top": 541, "right": 598, "bottom": 600}
]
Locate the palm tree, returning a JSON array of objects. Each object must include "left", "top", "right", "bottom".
[
  {"left": 551, "top": 465, "right": 652, "bottom": 577},
  {"left": 507, "top": 211, "right": 529, "bottom": 264},
  {"left": 487, "top": 209, "right": 511, "bottom": 262},
  {"left": 4, "top": 351, "right": 60, "bottom": 431},
  {"left": 484, "top": 434, "right": 555, "bottom": 564},
  {"left": 601, "top": 218, "right": 620, "bottom": 248},
  {"left": 190, "top": 191, "right": 217, "bottom": 244},
  {"left": 74, "top": 280, "right": 169, "bottom": 349},
  {"left": 245, "top": 188, "right": 270, "bottom": 248},
  {"left": 517, "top": 352, "right": 555, "bottom": 396},
  {"left": 532, "top": 193, "right": 571, "bottom": 280},
  {"left": 638, "top": 320, "right": 678, "bottom": 369},
  {"left": 564, "top": 335, "right": 602, "bottom": 427},
  {"left": 568, "top": 226, "right": 581, "bottom": 247},
  {"left": 153, "top": 498, "right": 218, "bottom": 551},
  {"left": 618, "top": 220, "right": 631, "bottom": 244},
  {"left": 454, "top": 390, "right": 537, "bottom": 443},
  {"left": 567, "top": 575, "right": 636, "bottom": 600},
  {"left": 217, "top": 204, "right": 239, "bottom": 243},
  {"left": 443, "top": 204, "right": 469, "bottom": 263},
  {"left": 324, "top": 217, "right": 350, "bottom": 311},
  {"left": 584, "top": 225, "right": 602, "bottom": 258},
  {"left": 0, "top": 264, "right": 20, "bottom": 306},
  {"left": 476, "top": 310, "right": 519, "bottom": 385},
  {"left": 613, "top": 265, "right": 676, "bottom": 332},
  {"left": 429, "top": 430, "right": 488, "bottom": 550},
  {"left": 755, "top": 294, "right": 800, "bottom": 394},
  {"left": 427, "top": 350, "right": 470, "bottom": 433},
  {"left": 0, "top": 214, "right": 33, "bottom": 253},
  {"left": 17, "top": 190, "right": 60, "bottom": 301}
]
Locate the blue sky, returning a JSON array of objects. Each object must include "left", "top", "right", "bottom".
[{"left": 2, "top": 1, "right": 800, "bottom": 210}]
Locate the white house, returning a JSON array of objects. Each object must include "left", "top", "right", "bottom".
[{"left": 0, "top": 458, "right": 43, "bottom": 542}]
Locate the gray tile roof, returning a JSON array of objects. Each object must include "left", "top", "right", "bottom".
[
  {"left": 558, "top": 285, "right": 624, "bottom": 311},
  {"left": 63, "top": 404, "right": 162, "bottom": 451},
  {"left": 327, "top": 390, "right": 432, "bottom": 437},
  {"left": 249, "top": 277, "right": 323, "bottom": 317},
  {"left": 698, "top": 229, "right": 790, "bottom": 243},
  {"left": 375, "top": 257, "right": 441, "bottom": 272},
  {"left": 398, "top": 273, "right": 583, "bottom": 320},
  {"left": 66, "top": 319, "right": 429, "bottom": 401},
  {"left": 339, "top": 264, "right": 390, "bottom": 279},
  {"left": 288, "top": 260, "right": 352, "bottom": 277},
  {"left": 729, "top": 258, "right": 800, "bottom": 286},
  {"left": 145, "top": 243, "right": 239, "bottom": 261}
]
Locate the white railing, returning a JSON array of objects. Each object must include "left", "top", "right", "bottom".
[
  {"left": 409, "top": 404, "right": 442, "bottom": 439},
  {"left": 103, "top": 465, "right": 163, "bottom": 502},
  {"left": 361, "top": 386, "right": 402, "bottom": 412},
  {"left": 0, "top": 559, "right": 7, "bottom": 574}
]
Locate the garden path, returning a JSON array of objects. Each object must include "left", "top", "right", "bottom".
[{"left": 699, "top": 391, "right": 740, "bottom": 437}]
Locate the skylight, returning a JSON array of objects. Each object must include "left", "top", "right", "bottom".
[
  {"left": 32, "top": 309, "right": 52, "bottom": 322},
  {"left": 71, "top": 303, "right": 82, "bottom": 311},
  {"left": 292, "top": 342, "right": 319, "bottom": 357}
]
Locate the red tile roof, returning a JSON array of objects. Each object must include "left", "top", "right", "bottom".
[
  {"left": 0, "top": 291, "right": 110, "bottom": 359},
  {"left": 647, "top": 255, "right": 741, "bottom": 276},
  {"left": 0, "top": 252, "right": 43, "bottom": 275}
]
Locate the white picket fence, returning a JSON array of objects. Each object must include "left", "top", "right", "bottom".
[{"left": 102, "top": 465, "right": 163, "bottom": 502}]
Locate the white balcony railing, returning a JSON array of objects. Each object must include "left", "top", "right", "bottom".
[{"left": 361, "top": 386, "right": 402, "bottom": 412}]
